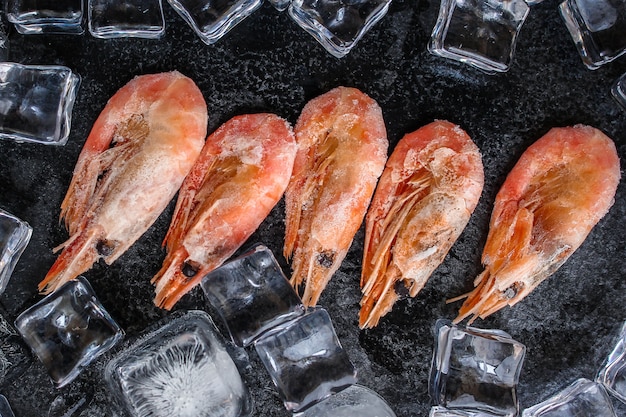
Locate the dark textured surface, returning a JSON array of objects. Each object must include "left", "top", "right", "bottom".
[{"left": 0, "top": 1, "right": 625, "bottom": 416}]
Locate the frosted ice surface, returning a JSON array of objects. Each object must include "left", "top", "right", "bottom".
[
  {"left": 105, "top": 310, "right": 251, "bottom": 417},
  {"left": 288, "top": 0, "right": 391, "bottom": 58},
  {"left": 577, "top": 0, "right": 617, "bottom": 31},
  {"left": 522, "top": 378, "right": 616, "bottom": 417},
  {"left": 597, "top": 321, "right": 626, "bottom": 403},
  {"left": 299, "top": 385, "right": 396, "bottom": 417},
  {"left": 0, "top": 209, "right": 31, "bottom": 296},
  {"left": 15, "top": 277, "right": 124, "bottom": 388},
  {"left": 255, "top": 307, "right": 357, "bottom": 412},
  {"left": 201, "top": 244, "right": 304, "bottom": 347},
  {"left": 429, "top": 320, "right": 525, "bottom": 417},
  {"left": 0, "top": 63, "right": 80, "bottom": 145}
]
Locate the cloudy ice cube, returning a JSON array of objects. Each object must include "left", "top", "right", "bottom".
[
  {"left": 298, "top": 384, "right": 396, "bottom": 417},
  {"left": 105, "top": 310, "right": 251, "bottom": 417}
]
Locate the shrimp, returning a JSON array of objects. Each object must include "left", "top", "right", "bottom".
[
  {"left": 453, "top": 125, "right": 620, "bottom": 324},
  {"left": 39, "top": 71, "right": 207, "bottom": 294},
  {"left": 359, "top": 121, "right": 484, "bottom": 328},
  {"left": 152, "top": 113, "right": 296, "bottom": 310},
  {"left": 284, "top": 86, "right": 388, "bottom": 307}
]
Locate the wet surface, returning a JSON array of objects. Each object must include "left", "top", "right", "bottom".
[{"left": 0, "top": 0, "right": 625, "bottom": 415}]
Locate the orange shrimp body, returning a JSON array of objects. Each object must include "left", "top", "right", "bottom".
[
  {"left": 40, "top": 72, "right": 207, "bottom": 293},
  {"left": 284, "top": 86, "right": 388, "bottom": 307},
  {"left": 152, "top": 113, "right": 296, "bottom": 310},
  {"left": 359, "top": 121, "right": 484, "bottom": 328},
  {"left": 455, "top": 125, "right": 621, "bottom": 323}
]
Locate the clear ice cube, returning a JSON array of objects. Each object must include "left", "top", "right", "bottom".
[
  {"left": 597, "top": 321, "right": 626, "bottom": 403},
  {"left": 254, "top": 307, "right": 357, "bottom": 412},
  {"left": 611, "top": 72, "right": 626, "bottom": 110},
  {"left": 0, "top": 63, "right": 80, "bottom": 145},
  {"left": 522, "top": 378, "right": 617, "bottom": 417},
  {"left": 0, "top": 209, "right": 31, "bottom": 295},
  {"left": 201, "top": 244, "right": 305, "bottom": 347},
  {"left": 559, "top": 0, "right": 626, "bottom": 69},
  {"left": 428, "top": 0, "right": 530, "bottom": 73},
  {"left": 298, "top": 384, "right": 396, "bottom": 417},
  {"left": 166, "top": 0, "right": 262, "bottom": 45},
  {"left": 105, "top": 310, "right": 252, "bottom": 417},
  {"left": 0, "top": 395, "right": 15, "bottom": 417},
  {"left": 5, "top": 0, "right": 84, "bottom": 34},
  {"left": 429, "top": 320, "right": 526, "bottom": 417},
  {"left": 430, "top": 406, "right": 499, "bottom": 417},
  {"left": 288, "top": 0, "right": 391, "bottom": 58},
  {"left": 14, "top": 277, "right": 124, "bottom": 388},
  {"left": 88, "top": 0, "right": 165, "bottom": 39}
]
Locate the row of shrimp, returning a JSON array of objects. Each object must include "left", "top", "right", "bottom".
[{"left": 40, "top": 71, "right": 621, "bottom": 330}]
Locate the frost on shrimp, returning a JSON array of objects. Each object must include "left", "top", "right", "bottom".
[
  {"left": 359, "top": 120, "right": 484, "bottom": 329},
  {"left": 152, "top": 113, "right": 296, "bottom": 310},
  {"left": 284, "top": 86, "right": 388, "bottom": 307},
  {"left": 39, "top": 71, "right": 207, "bottom": 294},
  {"left": 453, "top": 125, "right": 621, "bottom": 324}
]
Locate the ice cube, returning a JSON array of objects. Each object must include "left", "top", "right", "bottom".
[
  {"left": 429, "top": 320, "right": 526, "bottom": 417},
  {"left": 105, "top": 310, "right": 252, "bottom": 417},
  {"left": 0, "top": 209, "right": 31, "bottom": 296},
  {"left": 254, "top": 307, "right": 357, "bottom": 412},
  {"left": 0, "top": 395, "right": 15, "bottom": 417},
  {"left": 298, "top": 384, "right": 396, "bottom": 417},
  {"left": 611, "top": 73, "right": 626, "bottom": 111},
  {"left": 288, "top": 0, "right": 391, "bottom": 58},
  {"left": 0, "top": 63, "right": 80, "bottom": 145},
  {"left": 559, "top": 0, "right": 626, "bottom": 69},
  {"left": 87, "top": 0, "right": 165, "bottom": 39},
  {"left": 14, "top": 277, "right": 124, "bottom": 388},
  {"left": 429, "top": 406, "right": 499, "bottom": 417},
  {"left": 428, "top": 0, "right": 530, "bottom": 73},
  {"left": 201, "top": 244, "right": 305, "bottom": 347},
  {"left": 5, "top": 0, "right": 84, "bottom": 34},
  {"left": 597, "top": 321, "right": 626, "bottom": 403},
  {"left": 166, "top": 0, "right": 262, "bottom": 45},
  {"left": 522, "top": 378, "right": 617, "bottom": 417}
]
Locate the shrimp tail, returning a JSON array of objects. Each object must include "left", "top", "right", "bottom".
[
  {"left": 39, "top": 227, "right": 102, "bottom": 294},
  {"left": 359, "top": 267, "right": 401, "bottom": 329}
]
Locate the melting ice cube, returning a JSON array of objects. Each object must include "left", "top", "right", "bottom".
[
  {"left": 254, "top": 307, "right": 357, "bottom": 412},
  {"left": 0, "top": 63, "right": 80, "bottom": 145},
  {"left": 105, "top": 310, "right": 252, "bottom": 417},
  {"left": 559, "top": 0, "right": 626, "bottom": 69},
  {"left": 6, "top": 0, "right": 84, "bottom": 34},
  {"left": 522, "top": 378, "right": 617, "bottom": 417},
  {"left": 428, "top": 0, "right": 530, "bottom": 73},
  {"left": 201, "top": 244, "right": 305, "bottom": 347},
  {"left": 15, "top": 277, "right": 124, "bottom": 388},
  {"left": 87, "top": 0, "right": 165, "bottom": 39},
  {"left": 597, "top": 321, "right": 626, "bottom": 404},
  {"left": 429, "top": 320, "right": 526, "bottom": 417},
  {"left": 0, "top": 209, "right": 31, "bottom": 296},
  {"left": 299, "top": 384, "right": 396, "bottom": 417}
]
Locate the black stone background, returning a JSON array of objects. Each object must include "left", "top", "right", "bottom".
[{"left": 1, "top": 0, "right": 626, "bottom": 416}]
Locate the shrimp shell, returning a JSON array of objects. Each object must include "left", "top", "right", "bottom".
[
  {"left": 284, "top": 86, "right": 388, "bottom": 307},
  {"left": 152, "top": 113, "right": 296, "bottom": 309},
  {"left": 39, "top": 71, "right": 207, "bottom": 294},
  {"left": 454, "top": 125, "right": 621, "bottom": 323},
  {"left": 359, "top": 120, "right": 484, "bottom": 328}
]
